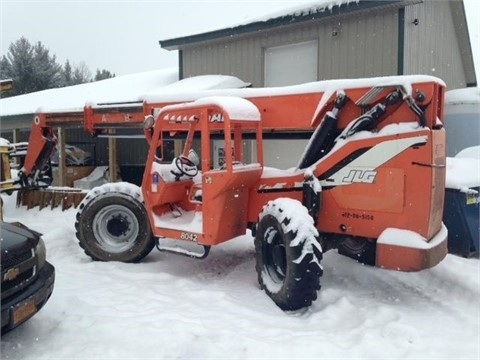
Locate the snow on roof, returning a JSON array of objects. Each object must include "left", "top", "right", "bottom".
[
  {"left": 0, "top": 68, "right": 179, "bottom": 117},
  {"left": 239, "top": 0, "right": 360, "bottom": 25},
  {"left": 1, "top": 73, "right": 444, "bottom": 121},
  {"left": 0, "top": 71, "right": 252, "bottom": 118},
  {"left": 144, "top": 75, "right": 250, "bottom": 97},
  {"left": 161, "top": 0, "right": 362, "bottom": 47}
]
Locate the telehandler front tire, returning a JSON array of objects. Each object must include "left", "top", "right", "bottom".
[
  {"left": 75, "top": 183, "right": 155, "bottom": 263},
  {"left": 254, "top": 198, "right": 323, "bottom": 311}
]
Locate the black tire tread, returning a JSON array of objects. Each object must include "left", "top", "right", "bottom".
[
  {"left": 254, "top": 199, "right": 323, "bottom": 311},
  {"left": 75, "top": 182, "right": 154, "bottom": 262}
]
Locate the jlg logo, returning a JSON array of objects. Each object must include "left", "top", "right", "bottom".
[{"left": 342, "top": 169, "right": 377, "bottom": 184}]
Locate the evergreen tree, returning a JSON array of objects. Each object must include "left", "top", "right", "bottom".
[
  {"left": 2, "top": 37, "right": 35, "bottom": 96},
  {"left": 32, "top": 41, "right": 63, "bottom": 91},
  {"left": 1, "top": 37, "right": 62, "bottom": 96},
  {"left": 63, "top": 60, "right": 73, "bottom": 86},
  {"left": 0, "top": 55, "right": 12, "bottom": 80},
  {"left": 1, "top": 37, "right": 116, "bottom": 96},
  {"left": 94, "top": 69, "right": 115, "bottom": 81}
]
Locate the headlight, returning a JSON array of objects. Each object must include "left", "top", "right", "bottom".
[
  {"left": 144, "top": 115, "right": 155, "bottom": 130},
  {"left": 36, "top": 238, "right": 47, "bottom": 269}
]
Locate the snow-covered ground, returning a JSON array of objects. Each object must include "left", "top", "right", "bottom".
[{"left": 1, "top": 191, "right": 479, "bottom": 360}]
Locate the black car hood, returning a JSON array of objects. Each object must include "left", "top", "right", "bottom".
[{"left": 1, "top": 222, "right": 41, "bottom": 256}]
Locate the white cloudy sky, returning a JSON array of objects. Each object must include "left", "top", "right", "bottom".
[{"left": 1, "top": 0, "right": 479, "bottom": 77}]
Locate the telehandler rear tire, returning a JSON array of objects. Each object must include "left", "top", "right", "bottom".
[
  {"left": 75, "top": 183, "right": 155, "bottom": 263},
  {"left": 255, "top": 198, "right": 323, "bottom": 311}
]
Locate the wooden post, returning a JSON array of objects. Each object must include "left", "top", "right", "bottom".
[
  {"left": 108, "top": 131, "right": 117, "bottom": 182},
  {"left": 57, "top": 127, "right": 66, "bottom": 186},
  {"left": 174, "top": 140, "right": 183, "bottom": 157},
  {"left": 12, "top": 129, "right": 20, "bottom": 167}
]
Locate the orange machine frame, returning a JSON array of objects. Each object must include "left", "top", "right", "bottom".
[{"left": 23, "top": 76, "right": 447, "bottom": 271}]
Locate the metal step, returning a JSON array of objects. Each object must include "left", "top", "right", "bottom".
[{"left": 156, "top": 238, "right": 210, "bottom": 259}]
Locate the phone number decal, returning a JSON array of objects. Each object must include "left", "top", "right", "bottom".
[{"left": 341, "top": 212, "right": 374, "bottom": 221}]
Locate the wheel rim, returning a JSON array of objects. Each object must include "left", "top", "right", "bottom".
[
  {"left": 263, "top": 225, "right": 287, "bottom": 283},
  {"left": 92, "top": 204, "right": 139, "bottom": 253}
]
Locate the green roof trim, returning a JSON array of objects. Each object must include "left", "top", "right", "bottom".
[
  {"left": 159, "top": 1, "right": 402, "bottom": 50},
  {"left": 0, "top": 113, "right": 34, "bottom": 132},
  {"left": 0, "top": 113, "right": 33, "bottom": 122},
  {"left": 397, "top": 7, "right": 405, "bottom": 75}
]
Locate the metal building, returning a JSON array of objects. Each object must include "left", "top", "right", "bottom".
[{"left": 160, "top": 0, "right": 476, "bottom": 89}]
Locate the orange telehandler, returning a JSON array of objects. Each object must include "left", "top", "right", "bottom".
[{"left": 13, "top": 75, "right": 447, "bottom": 310}]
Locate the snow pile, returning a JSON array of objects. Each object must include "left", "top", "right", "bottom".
[
  {"left": 457, "top": 146, "right": 480, "bottom": 159},
  {"left": 378, "top": 225, "right": 448, "bottom": 250},
  {"left": 1, "top": 192, "right": 479, "bottom": 359},
  {"left": 175, "top": 96, "right": 261, "bottom": 121},
  {"left": 73, "top": 166, "right": 109, "bottom": 190},
  {"left": 446, "top": 87, "right": 480, "bottom": 105},
  {"left": 154, "top": 209, "right": 203, "bottom": 234},
  {"left": 446, "top": 145, "right": 480, "bottom": 191}
]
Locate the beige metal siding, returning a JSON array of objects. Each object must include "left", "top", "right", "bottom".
[
  {"left": 182, "top": 36, "right": 265, "bottom": 87},
  {"left": 404, "top": 0, "right": 467, "bottom": 89},
  {"left": 181, "top": 9, "right": 399, "bottom": 86},
  {"left": 317, "top": 11, "right": 399, "bottom": 79}
]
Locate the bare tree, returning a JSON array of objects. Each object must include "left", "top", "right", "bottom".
[{"left": 71, "top": 62, "right": 92, "bottom": 85}]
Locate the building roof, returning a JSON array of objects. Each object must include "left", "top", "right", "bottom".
[
  {"left": 159, "top": 0, "right": 410, "bottom": 50},
  {"left": 0, "top": 68, "right": 179, "bottom": 118},
  {"left": 0, "top": 71, "right": 251, "bottom": 130}
]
